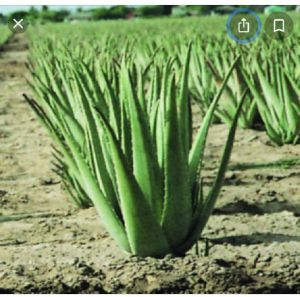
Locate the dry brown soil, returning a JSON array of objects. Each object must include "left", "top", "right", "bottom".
[{"left": 0, "top": 34, "right": 300, "bottom": 293}]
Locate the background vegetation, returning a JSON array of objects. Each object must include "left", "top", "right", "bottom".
[{"left": 0, "top": 5, "right": 298, "bottom": 24}]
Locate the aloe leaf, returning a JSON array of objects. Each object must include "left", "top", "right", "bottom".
[
  {"left": 72, "top": 71, "right": 120, "bottom": 212},
  {"left": 99, "top": 69, "right": 121, "bottom": 137},
  {"left": 96, "top": 109, "right": 171, "bottom": 257},
  {"left": 120, "top": 65, "right": 163, "bottom": 220},
  {"left": 59, "top": 120, "right": 131, "bottom": 252},
  {"left": 281, "top": 71, "right": 299, "bottom": 136},
  {"left": 24, "top": 95, "right": 92, "bottom": 208},
  {"left": 161, "top": 74, "right": 191, "bottom": 248},
  {"left": 156, "top": 59, "right": 175, "bottom": 170},
  {"left": 177, "top": 42, "right": 192, "bottom": 156},
  {"left": 189, "top": 56, "right": 241, "bottom": 187},
  {"left": 177, "top": 87, "right": 247, "bottom": 254},
  {"left": 255, "top": 62, "right": 281, "bottom": 121}
]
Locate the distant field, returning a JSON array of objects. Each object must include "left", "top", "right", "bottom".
[
  {"left": 30, "top": 12, "right": 300, "bottom": 41},
  {"left": 27, "top": 12, "right": 300, "bottom": 136}
]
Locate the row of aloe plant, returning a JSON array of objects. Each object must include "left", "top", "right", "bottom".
[
  {"left": 26, "top": 40, "right": 246, "bottom": 257},
  {"left": 189, "top": 45, "right": 257, "bottom": 129},
  {"left": 188, "top": 38, "right": 300, "bottom": 145},
  {"left": 243, "top": 53, "right": 300, "bottom": 145},
  {"left": 29, "top": 22, "right": 300, "bottom": 146}
]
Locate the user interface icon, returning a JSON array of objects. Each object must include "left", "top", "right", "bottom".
[
  {"left": 238, "top": 18, "right": 250, "bottom": 33},
  {"left": 264, "top": 12, "right": 293, "bottom": 40},
  {"left": 8, "top": 16, "right": 28, "bottom": 33},
  {"left": 226, "top": 8, "right": 262, "bottom": 44},
  {"left": 273, "top": 19, "right": 285, "bottom": 32}
]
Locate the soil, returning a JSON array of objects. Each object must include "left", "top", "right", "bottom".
[{"left": 0, "top": 34, "right": 300, "bottom": 294}]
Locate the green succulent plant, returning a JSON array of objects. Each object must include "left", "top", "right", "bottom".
[
  {"left": 25, "top": 40, "right": 245, "bottom": 257},
  {"left": 244, "top": 58, "right": 300, "bottom": 145}
]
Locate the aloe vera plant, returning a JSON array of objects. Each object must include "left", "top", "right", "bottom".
[
  {"left": 206, "top": 54, "right": 256, "bottom": 129},
  {"left": 26, "top": 42, "right": 244, "bottom": 257},
  {"left": 190, "top": 47, "right": 256, "bottom": 129},
  {"left": 244, "top": 59, "right": 300, "bottom": 145}
]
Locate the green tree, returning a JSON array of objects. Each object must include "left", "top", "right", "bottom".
[
  {"left": 9, "top": 10, "right": 29, "bottom": 21},
  {"left": 136, "top": 6, "right": 165, "bottom": 17},
  {"left": 40, "top": 9, "right": 70, "bottom": 22},
  {"left": 91, "top": 8, "right": 112, "bottom": 20},
  {"left": 109, "top": 6, "right": 131, "bottom": 19}
]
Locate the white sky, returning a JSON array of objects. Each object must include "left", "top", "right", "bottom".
[{"left": 0, "top": 5, "right": 109, "bottom": 15}]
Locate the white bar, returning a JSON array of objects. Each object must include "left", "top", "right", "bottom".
[{"left": 1, "top": 1, "right": 300, "bottom": 6}]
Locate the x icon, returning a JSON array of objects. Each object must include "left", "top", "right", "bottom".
[{"left": 13, "top": 19, "right": 24, "bottom": 29}]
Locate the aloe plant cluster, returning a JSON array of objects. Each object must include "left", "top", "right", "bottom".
[
  {"left": 28, "top": 21, "right": 300, "bottom": 147},
  {"left": 26, "top": 39, "right": 244, "bottom": 257},
  {"left": 25, "top": 15, "right": 300, "bottom": 257},
  {"left": 244, "top": 55, "right": 300, "bottom": 145},
  {"left": 190, "top": 47, "right": 257, "bottom": 129}
]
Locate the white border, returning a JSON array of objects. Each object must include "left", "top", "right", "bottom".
[
  {"left": 4, "top": 294, "right": 295, "bottom": 297},
  {"left": 1, "top": 0, "right": 300, "bottom": 5}
]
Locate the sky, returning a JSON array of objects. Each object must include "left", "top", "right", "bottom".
[{"left": 0, "top": 5, "right": 109, "bottom": 15}]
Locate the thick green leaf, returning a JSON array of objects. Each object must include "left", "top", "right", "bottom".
[
  {"left": 97, "top": 109, "right": 171, "bottom": 257},
  {"left": 177, "top": 87, "right": 247, "bottom": 254},
  {"left": 161, "top": 75, "right": 191, "bottom": 248},
  {"left": 189, "top": 56, "right": 241, "bottom": 187}
]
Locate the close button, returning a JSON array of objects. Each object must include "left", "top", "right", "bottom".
[{"left": 8, "top": 17, "right": 28, "bottom": 33}]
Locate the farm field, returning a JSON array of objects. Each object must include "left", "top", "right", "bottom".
[{"left": 1, "top": 13, "right": 300, "bottom": 293}]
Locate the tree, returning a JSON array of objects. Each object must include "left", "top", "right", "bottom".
[
  {"left": 136, "top": 6, "right": 165, "bottom": 17},
  {"left": 40, "top": 9, "right": 70, "bottom": 22},
  {"left": 27, "top": 6, "right": 39, "bottom": 22},
  {"left": 9, "top": 10, "right": 29, "bottom": 21},
  {"left": 91, "top": 6, "right": 131, "bottom": 20},
  {"left": 109, "top": 6, "right": 131, "bottom": 19},
  {"left": 91, "top": 8, "right": 112, "bottom": 20}
]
